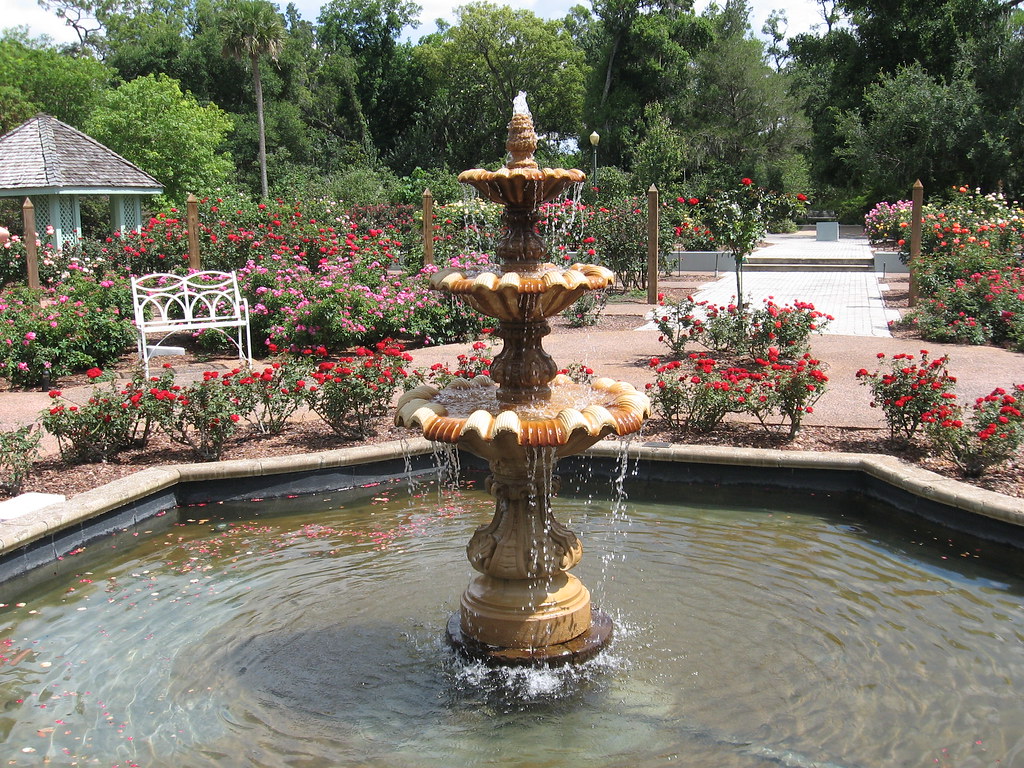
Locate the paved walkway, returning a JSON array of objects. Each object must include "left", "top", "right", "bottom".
[{"left": 640, "top": 232, "right": 899, "bottom": 336}]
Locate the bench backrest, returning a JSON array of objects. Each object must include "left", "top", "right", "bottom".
[{"left": 131, "top": 271, "right": 247, "bottom": 329}]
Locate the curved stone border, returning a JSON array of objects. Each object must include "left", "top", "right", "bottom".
[{"left": 0, "top": 438, "right": 1020, "bottom": 572}]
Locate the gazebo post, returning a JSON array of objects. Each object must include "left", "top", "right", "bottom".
[
  {"left": 22, "top": 198, "right": 40, "bottom": 291},
  {"left": 111, "top": 194, "right": 143, "bottom": 235}
]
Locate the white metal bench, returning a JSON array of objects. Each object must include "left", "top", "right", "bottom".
[{"left": 131, "top": 271, "right": 252, "bottom": 379}]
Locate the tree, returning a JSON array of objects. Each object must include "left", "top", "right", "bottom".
[
  {"left": 834, "top": 64, "right": 984, "bottom": 201},
  {"left": 676, "top": 0, "right": 809, "bottom": 189},
  {"left": 761, "top": 10, "right": 787, "bottom": 70},
  {"left": 316, "top": 0, "right": 427, "bottom": 166},
  {"left": 35, "top": 0, "right": 122, "bottom": 53},
  {"left": 0, "top": 30, "right": 115, "bottom": 129},
  {"left": 84, "top": 73, "right": 234, "bottom": 201},
  {"left": 584, "top": 0, "right": 712, "bottom": 167},
  {"left": 627, "top": 102, "right": 691, "bottom": 194},
  {"left": 416, "top": 2, "right": 587, "bottom": 169},
  {"left": 788, "top": 0, "right": 1019, "bottom": 196},
  {"left": 219, "top": 0, "right": 284, "bottom": 199}
]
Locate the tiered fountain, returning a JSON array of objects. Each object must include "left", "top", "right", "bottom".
[{"left": 396, "top": 94, "right": 650, "bottom": 665}]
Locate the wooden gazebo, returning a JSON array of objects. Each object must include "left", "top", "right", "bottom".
[{"left": 0, "top": 114, "right": 163, "bottom": 249}]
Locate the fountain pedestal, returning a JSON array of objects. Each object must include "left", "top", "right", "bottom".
[
  {"left": 395, "top": 94, "right": 649, "bottom": 665},
  {"left": 454, "top": 459, "right": 612, "bottom": 662}
]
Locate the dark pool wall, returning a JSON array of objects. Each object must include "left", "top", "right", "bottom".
[
  {"left": 1, "top": 444, "right": 1021, "bottom": 596},
  {"left": 174, "top": 454, "right": 439, "bottom": 505},
  {"left": 559, "top": 452, "right": 1024, "bottom": 550}
]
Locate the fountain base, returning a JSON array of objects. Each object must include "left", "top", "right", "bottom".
[{"left": 446, "top": 610, "right": 613, "bottom": 667}]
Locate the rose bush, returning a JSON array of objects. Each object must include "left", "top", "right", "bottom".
[
  {"left": 238, "top": 358, "right": 313, "bottom": 435},
  {"left": 654, "top": 296, "right": 829, "bottom": 359},
  {"left": 691, "top": 181, "right": 807, "bottom": 312},
  {"left": 873, "top": 186, "right": 1024, "bottom": 351},
  {"left": 646, "top": 349, "right": 827, "bottom": 437},
  {"left": 308, "top": 340, "right": 412, "bottom": 437},
  {"left": 855, "top": 350, "right": 958, "bottom": 441},
  {"left": 0, "top": 276, "right": 135, "bottom": 388},
  {"left": 922, "top": 385, "right": 1024, "bottom": 476},
  {"left": 0, "top": 425, "right": 40, "bottom": 495},
  {"left": 40, "top": 367, "right": 169, "bottom": 462},
  {"left": 150, "top": 368, "right": 252, "bottom": 461}
]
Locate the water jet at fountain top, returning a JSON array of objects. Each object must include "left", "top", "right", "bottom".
[{"left": 513, "top": 90, "right": 530, "bottom": 118}]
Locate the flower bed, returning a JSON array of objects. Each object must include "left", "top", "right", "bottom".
[{"left": 867, "top": 187, "right": 1024, "bottom": 350}]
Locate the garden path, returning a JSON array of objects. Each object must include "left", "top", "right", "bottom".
[{"left": 640, "top": 231, "right": 899, "bottom": 336}]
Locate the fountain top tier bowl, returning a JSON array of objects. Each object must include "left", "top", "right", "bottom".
[{"left": 457, "top": 102, "right": 586, "bottom": 208}]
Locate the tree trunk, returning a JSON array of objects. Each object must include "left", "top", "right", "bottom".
[
  {"left": 600, "top": 32, "right": 621, "bottom": 110},
  {"left": 734, "top": 253, "right": 745, "bottom": 314},
  {"left": 253, "top": 54, "right": 269, "bottom": 200}
]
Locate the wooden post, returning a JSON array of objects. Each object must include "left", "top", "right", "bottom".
[
  {"left": 909, "top": 179, "right": 923, "bottom": 307},
  {"left": 422, "top": 188, "right": 434, "bottom": 266},
  {"left": 647, "top": 184, "right": 659, "bottom": 305},
  {"left": 186, "top": 193, "right": 201, "bottom": 271},
  {"left": 22, "top": 198, "right": 40, "bottom": 291}
]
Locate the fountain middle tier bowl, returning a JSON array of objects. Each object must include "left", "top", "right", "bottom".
[
  {"left": 458, "top": 166, "right": 586, "bottom": 207},
  {"left": 430, "top": 263, "right": 614, "bottom": 322},
  {"left": 395, "top": 374, "right": 650, "bottom": 460}
]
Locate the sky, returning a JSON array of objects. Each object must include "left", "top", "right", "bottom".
[{"left": 6, "top": 0, "right": 825, "bottom": 47}]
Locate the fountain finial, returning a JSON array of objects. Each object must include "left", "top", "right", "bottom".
[{"left": 506, "top": 91, "right": 539, "bottom": 170}]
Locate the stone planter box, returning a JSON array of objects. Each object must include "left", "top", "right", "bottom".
[
  {"left": 872, "top": 249, "right": 910, "bottom": 275},
  {"left": 667, "top": 250, "right": 733, "bottom": 274},
  {"left": 815, "top": 221, "right": 840, "bottom": 241}
]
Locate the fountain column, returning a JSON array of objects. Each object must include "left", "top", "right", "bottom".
[{"left": 396, "top": 93, "right": 648, "bottom": 665}]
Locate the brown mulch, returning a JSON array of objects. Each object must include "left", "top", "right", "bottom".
[
  {"left": 9, "top": 274, "right": 1023, "bottom": 503},
  {"left": 19, "top": 410, "right": 1023, "bottom": 503}
]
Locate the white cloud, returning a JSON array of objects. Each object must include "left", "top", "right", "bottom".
[
  {"left": 4, "top": 0, "right": 82, "bottom": 44},
  {"left": 745, "top": 0, "right": 823, "bottom": 39}
]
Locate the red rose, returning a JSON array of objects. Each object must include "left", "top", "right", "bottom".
[
  {"left": 741, "top": 178, "right": 753, "bottom": 186},
  {"left": 86, "top": 367, "right": 103, "bottom": 379}
]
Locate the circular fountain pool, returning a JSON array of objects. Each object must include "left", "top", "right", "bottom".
[{"left": 0, "top": 476, "right": 1021, "bottom": 767}]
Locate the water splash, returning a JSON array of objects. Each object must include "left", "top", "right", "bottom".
[
  {"left": 513, "top": 91, "right": 531, "bottom": 117},
  {"left": 431, "top": 441, "right": 462, "bottom": 489}
]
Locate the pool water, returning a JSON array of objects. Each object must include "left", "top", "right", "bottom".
[{"left": 0, "top": 477, "right": 1021, "bottom": 767}]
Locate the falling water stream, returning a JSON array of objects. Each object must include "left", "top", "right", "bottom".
[{"left": 0, "top": 477, "right": 1021, "bottom": 767}]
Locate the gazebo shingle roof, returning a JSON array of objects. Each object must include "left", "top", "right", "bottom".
[{"left": 0, "top": 114, "right": 162, "bottom": 195}]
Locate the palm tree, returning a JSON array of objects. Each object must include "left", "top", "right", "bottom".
[{"left": 220, "top": 0, "right": 284, "bottom": 199}]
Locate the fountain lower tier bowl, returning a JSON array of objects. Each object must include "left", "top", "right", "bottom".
[
  {"left": 395, "top": 374, "right": 651, "bottom": 461},
  {"left": 429, "top": 263, "right": 614, "bottom": 322},
  {"left": 458, "top": 166, "right": 586, "bottom": 207}
]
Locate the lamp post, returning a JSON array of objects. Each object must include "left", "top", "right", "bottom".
[{"left": 589, "top": 131, "right": 600, "bottom": 189}]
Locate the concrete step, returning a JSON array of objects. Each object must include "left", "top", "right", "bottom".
[
  {"left": 745, "top": 262, "right": 875, "bottom": 272},
  {"left": 747, "top": 255, "right": 872, "bottom": 266},
  {"left": 745, "top": 254, "right": 875, "bottom": 272}
]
